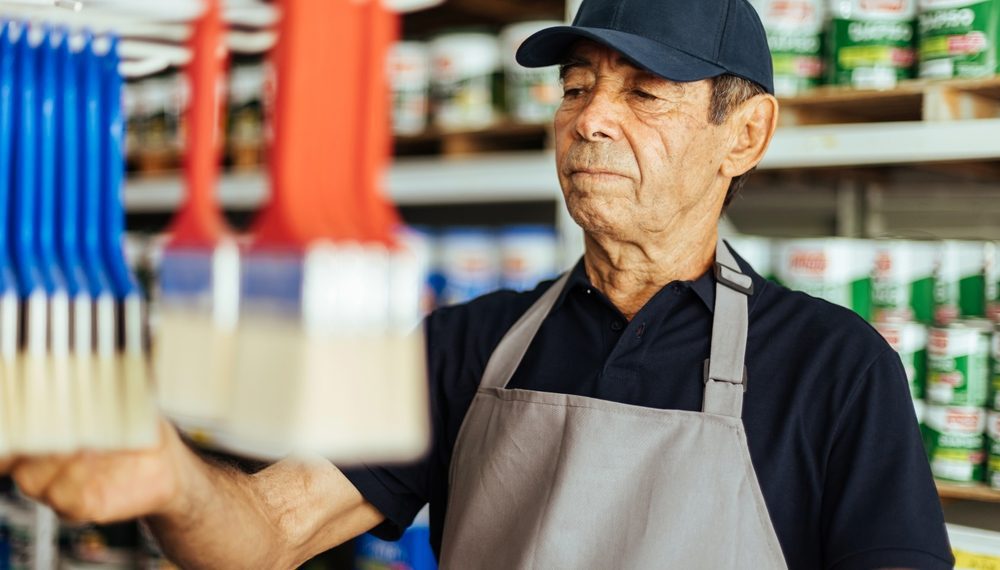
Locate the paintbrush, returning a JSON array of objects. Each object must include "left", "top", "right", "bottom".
[
  {"left": 226, "top": 0, "right": 360, "bottom": 457},
  {"left": 98, "top": 36, "right": 157, "bottom": 449},
  {"left": 0, "top": 22, "right": 19, "bottom": 456},
  {"left": 56, "top": 31, "right": 99, "bottom": 451},
  {"left": 227, "top": 0, "right": 428, "bottom": 461},
  {"left": 36, "top": 27, "right": 75, "bottom": 453},
  {"left": 79, "top": 33, "right": 120, "bottom": 450},
  {"left": 153, "top": 0, "right": 241, "bottom": 442},
  {"left": 351, "top": 0, "right": 428, "bottom": 460},
  {"left": 10, "top": 24, "right": 55, "bottom": 455}
]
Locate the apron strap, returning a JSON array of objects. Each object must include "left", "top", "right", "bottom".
[
  {"left": 703, "top": 238, "right": 753, "bottom": 418},
  {"left": 480, "top": 272, "right": 572, "bottom": 390}
]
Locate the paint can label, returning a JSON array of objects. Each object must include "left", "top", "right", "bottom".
[
  {"left": 934, "top": 241, "right": 987, "bottom": 325},
  {"left": 927, "top": 323, "right": 991, "bottom": 406},
  {"left": 430, "top": 33, "right": 501, "bottom": 131},
  {"left": 501, "top": 22, "right": 564, "bottom": 124},
  {"left": 775, "top": 239, "right": 873, "bottom": 319},
  {"left": 876, "top": 321, "right": 928, "bottom": 398},
  {"left": 991, "top": 329, "right": 1000, "bottom": 411},
  {"left": 752, "top": 0, "right": 827, "bottom": 96},
  {"left": 828, "top": 0, "right": 917, "bottom": 88},
  {"left": 871, "top": 240, "right": 936, "bottom": 323},
  {"left": 918, "top": 0, "right": 1000, "bottom": 78},
  {"left": 988, "top": 411, "right": 1000, "bottom": 489},
  {"left": 389, "top": 42, "right": 431, "bottom": 136},
  {"left": 924, "top": 404, "right": 987, "bottom": 483}
]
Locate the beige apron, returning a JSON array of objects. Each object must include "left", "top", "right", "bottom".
[{"left": 439, "top": 239, "right": 788, "bottom": 569}]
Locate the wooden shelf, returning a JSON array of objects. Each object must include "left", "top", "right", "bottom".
[
  {"left": 402, "top": 0, "right": 563, "bottom": 35},
  {"left": 938, "top": 481, "right": 1000, "bottom": 503},
  {"left": 395, "top": 122, "right": 551, "bottom": 157},
  {"left": 779, "top": 76, "right": 1000, "bottom": 127}
]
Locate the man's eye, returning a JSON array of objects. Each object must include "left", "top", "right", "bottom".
[
  {"left": 562, "top": 88, "right": 585, "bottom": 99},
  {"left": 631, "top": 89, "right": 657, "bottom": 101}
]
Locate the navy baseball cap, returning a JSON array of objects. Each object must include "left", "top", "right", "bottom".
[{"left": 516, "top": 0, "right": 775, "bottom": 95}]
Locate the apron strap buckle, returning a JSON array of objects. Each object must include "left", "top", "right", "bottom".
[
  {"left": 703, "top": 359, "right": 748, "bottom": 392},
  {"left": 714, "top": 262, "right": 754, "bottom": 296}
]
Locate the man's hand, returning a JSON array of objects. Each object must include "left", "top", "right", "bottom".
[
  {"left": 6, "top": 420, "right": 191, "bottom": 524},
  {"left": 0, "top": 421, "right": 384, "bottom": 569}
]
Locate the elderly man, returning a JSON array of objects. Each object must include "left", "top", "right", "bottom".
[{"left": 8, "top": 0, "right": 952, "bottom": 568}]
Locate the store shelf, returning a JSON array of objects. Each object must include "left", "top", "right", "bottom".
[
  {"left": 125, "top": 117, "right": 1000, "bottom": 211},
  {"left": 938, "top": 482, "right": 1000, "bottom": 504},
  {"left": 125, "top": 152, "right": 562, "bottom": 211},
  {"left": 760, "top": 119, "right": 1000, "bottom": 169},
  {"left": 778, "top": 76, "right": 1000, "bottom": 125}
]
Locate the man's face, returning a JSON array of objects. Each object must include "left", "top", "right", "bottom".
[{"left": 554, "top": 41, "right": 734, "bottom": 241}]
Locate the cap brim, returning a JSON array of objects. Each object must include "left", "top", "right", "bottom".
[{"left": 515, "top": 26, "right": 727, "bottom": 84}]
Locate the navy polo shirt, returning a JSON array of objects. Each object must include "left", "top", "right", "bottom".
[{"left": 343, "top": 245, "right": 953, "bottom": 570}]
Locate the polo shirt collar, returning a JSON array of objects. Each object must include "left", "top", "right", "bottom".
[{"left": 553, "top": 240, "right": 766, "bottom": 315}]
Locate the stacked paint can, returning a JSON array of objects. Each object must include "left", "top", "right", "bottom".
[
  {"left": 934, "top": 240, "right": 991, "bottom": 325},
  {"left": 500, "top": 21, "right": 564, "bottom": 123},
  {"left": 751, "top": 0, "right": 827, "bottom": 97},
  {"left": 773, "top": 238, "right": 874, "bottom": 320},
  {"left": 747, "top": 235, "right": 1000, "bottom": 485},
  {"left": 429, "top": 32, "right": 503, "bottom": 131},
  {"left": 918, "top": 0, "right": 1000, "bottom": 78},
  {"left": 413, "top": 226, "right": 561, "bottom": 308},
  {"left": 869, "top": 240, "right": 936, "bottom": 423},
  {"left": 876, "top": 321, "right": 929, "bottom": 418},
  {"left": 385, "top": 23, "right": 566, "bottom": 135},
  {"left": 925, "top": 320, "right": 992, "bottom": 483},
  {"left": 827, "top": 0, "right": 918, "bottom": 89},
  {"left": 388, "top": 41, "right": 431, "bottom": 135},
  {"left": 989, "top": 328, "right": 1000, "bottom": 489}
]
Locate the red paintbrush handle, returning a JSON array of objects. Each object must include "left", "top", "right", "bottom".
[
  {"left": 254, "top": 0, "right": 367, "bottom": 248},
  {"left": 359, "top": 1, "right": 402, "bottom": 247},
  {"left": 170, "top": 0, "right": 229, "bottom": 248}
]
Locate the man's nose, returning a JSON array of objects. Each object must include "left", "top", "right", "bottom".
[{"left": 573, "top": 88, "right": 624, "bottom": 142}]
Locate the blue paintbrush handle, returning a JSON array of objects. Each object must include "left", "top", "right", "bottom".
[
  {"left": 0, "top": 23, "right": 17, "bottom": 295},
  {"left": 56, "top": 32, "right": 87, "bottom": 298},
  {"left": 13, "top": 26, "right": 43, "bottom": 299},
  {"left": 79, "top": 33, "right": 110, "bottom": 299},
  {"left": 100, "top": 36, "right": 139, "bottom": 300},
  {"left": 37, "top": 28, "right": 63, "bottom": 296}
]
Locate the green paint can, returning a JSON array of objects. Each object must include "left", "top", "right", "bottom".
[
  {"left": 986, "top": 241, "right": 1000, "bottom": 322},
  {"left": 988, "top": 411, "right": 1000, "bottom": 489},
  {"left": 775, "top": 239, "right": 874, "bottom": 320},
  {"left": 871, "top": 240, "right": 937, "bottom": 324},
  {"left": 914, "top": 398, "right": 927, "bottom": 426},
  {"left": 924, "top": 404, "right": 987, "bottom": 483},
  {"left": 927, "top": 320, "right": 991, "bottom": 406},
  {"left": 828, "top": 0, "right": 917, "bottom": 88},
  {"left": 934, "top": 240, "right": 989, "bottom": 325},
  {"left": 991, "top": 325, "right": 1000, "bottom": 411},
  {"left": 752, "top": 0, "right": 827, "bottom": 96},
  {"left": 876, "top": 321, "right": 928, "bottom": 399},
  {"left": 918, "top": 0, "right": 1000, "bottom": 78}
]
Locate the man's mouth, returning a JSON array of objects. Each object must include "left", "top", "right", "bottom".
[{"left": 569, "top": 169, "right": 629, "bottom": 179}]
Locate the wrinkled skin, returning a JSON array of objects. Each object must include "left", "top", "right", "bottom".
[{"left": 555, "top": 40, "right": 778, "bottom": 318}]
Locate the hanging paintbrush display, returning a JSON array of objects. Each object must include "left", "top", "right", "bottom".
[
  {"left": 0, "top": 20, "right": 156, "bottom": 455},
  {"left": 154, "top": 0, "right": 241, "bottom": 439},
  {"left": 183, "top": 0, "right": 430, "bottom": 461}
]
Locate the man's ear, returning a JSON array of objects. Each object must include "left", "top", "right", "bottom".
[{"left": 719, "top": 94, "right": 779, "bottom": 179}]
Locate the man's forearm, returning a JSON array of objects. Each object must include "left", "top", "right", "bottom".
[
  {"left": 144, "top": 448, "right": 288, "bottom": 570},
  {"left": 144, "top": 449, "right": 384, "bottom": 570}
]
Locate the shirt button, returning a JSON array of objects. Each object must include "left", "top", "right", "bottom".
[{"left": 610, "top": 320, "right": 624, "bottom": 331}]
